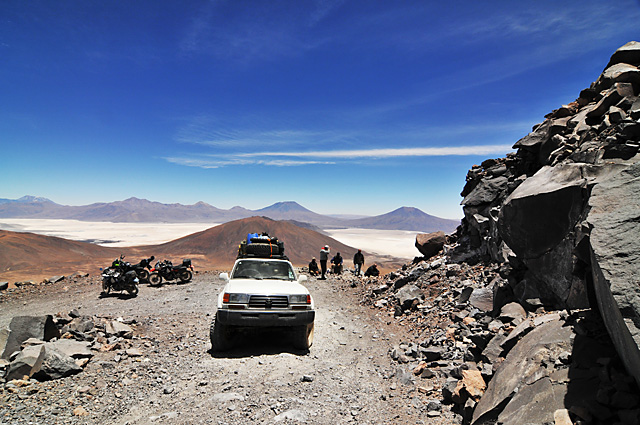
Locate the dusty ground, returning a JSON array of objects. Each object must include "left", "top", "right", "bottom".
[{"left": 0, "top": 271, "right": 456, "bottom": 425}]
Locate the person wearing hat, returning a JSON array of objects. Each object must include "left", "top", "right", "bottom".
[
  {"left": 319, "top": 245, "right": 330, "bottom": 280},
  {"left": 308, "top": 257, "right": 320, "bottom": 276}
]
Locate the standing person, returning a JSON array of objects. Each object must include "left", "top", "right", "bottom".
[
  {"left": 353, "top": 249, "right": 364, "bottom": 276},
  {"left": 319, "top": 245, "right": 330, "bottom": 280}
]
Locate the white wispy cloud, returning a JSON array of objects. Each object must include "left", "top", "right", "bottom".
[
  {"left": 235, "top": 144, "right": 513, "bottom": 159},
  {"left": 165, "top": 156, "right": 334, "bottom": 168},
  {"left": 165, "top": 144, "right": 513, "bottom": 169}
]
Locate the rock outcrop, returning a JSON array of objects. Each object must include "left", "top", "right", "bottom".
[
  {"left": 454, "top": 41, "right": 640, "bottom": 389},
  {"left": 360, "top": 41, "right": 640, "bottom": 424},
  {"left": 1, "top": 312, "right": 137, "bottom": 383}
]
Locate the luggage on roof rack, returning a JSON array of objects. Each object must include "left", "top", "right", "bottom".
[{"left": 237, "top": 232, "right": 286, "bottom": 259}]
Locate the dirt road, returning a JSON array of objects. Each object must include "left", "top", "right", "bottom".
[{"left": 0, "top": 272, "right": 454, "bottom": 424}]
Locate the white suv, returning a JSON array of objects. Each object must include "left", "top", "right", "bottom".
[{"left": 211, "top": 257, "right": 315, "bottom": 351}]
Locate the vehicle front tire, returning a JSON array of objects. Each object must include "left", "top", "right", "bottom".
[
  {"left": 148, "top": 273, "right": 162, "bottom": 286},
  {"left": 292, "top": 322, "right": 314, "bottom": 350},
  {"left": 210, "top": 315, "right": 233, "bottom": 352}
]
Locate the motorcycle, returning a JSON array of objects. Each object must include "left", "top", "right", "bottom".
[
  {"left": 129, "top": 255, "right": 155, "bottom": 282},
  {"left": 101, "top": 268, "right": 139, "bottom": 297},
  {"left": 110, "top": 254, "right": 155, "bottom": 282},
  {"left": 148, "top": 259, "right": 193, "bottom": 286}
]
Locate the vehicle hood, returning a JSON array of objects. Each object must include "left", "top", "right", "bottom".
[{"left": 224, "top": 279, "right": 310, "bottom": 295}]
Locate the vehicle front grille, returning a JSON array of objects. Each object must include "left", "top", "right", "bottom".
[{"left": 249, "top": 295, "right": 289, "bottom": 309}]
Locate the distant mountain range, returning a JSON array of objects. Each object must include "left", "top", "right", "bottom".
[{"left": 0, "top": 196, "right": 460, "bottom": 233}]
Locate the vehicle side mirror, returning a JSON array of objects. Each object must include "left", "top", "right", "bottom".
[
  {"left": 219, "top": 273, "right": 229, "bottom": 282},
  {"left": 298, "top": 275, "right": 308, "bottom": 283}
]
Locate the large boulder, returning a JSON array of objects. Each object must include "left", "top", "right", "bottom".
[
  {"left": 594, "top": 63, "right": 640, "bottom": 92},
  {"left": 48, "top": 339, "right": 93, "bottom": 359},
  {"left": 588, "top": 162, "right": 640, "bottom": 387},
  {"left": 395, "top": 284, "right": 424, "bottom": 310},
  {"left": 5, "top": 345, "right": 45, "bottom": 381},
  {"left": 35, "top": 345, "right": 83, "bottom": 380},
  {"left": 605, "top": 40, "right": 640, "bottom": 69},
  {"left": 497, "top": 163, "right": 628, "bottom": 308},
  {"left": 471, "top": 319, "right": 573, "bottom": 425},
  {"left": 104, "top": 320, "right": 134, "bottom": 338},
  {"left": 1, "top": 315, "right": 60, "bottom": 360},
  {"left": 461, "top": 176, "right": 509, "bottom": 207},
  {"left": 498, "top": 164, "right": 589, "bottom": 259},
  {"left": 10, "top": 342, "right": 83, "bottom": 381},
  {"left": 415, "top": 231, "right": 445, "bottom": 259}
]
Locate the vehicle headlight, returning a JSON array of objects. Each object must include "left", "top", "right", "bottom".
[
  {"left": 223, "top": 293, "right": 250, "bottom": 304},
  {"left": 289, "top": 294, "right": 311, "bottom": 304}
]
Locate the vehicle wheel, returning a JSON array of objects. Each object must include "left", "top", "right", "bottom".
[
  {"left": 102, "top": 280, "right": 111, "bottom": 294},
  {"left": 148, "top": 273, "right": 162, "bottom": 286},
  {"left": 127, "top": 284, "right": 139, "bottom": 296},
  {"left": 292, "top": 322, "right": 314, "bottom": 350},
  {"left": 179, "top": 270, "right": 192, "bottom": 283},
  {"left": 138, "top": 270, "right": 149, "bottom": 282},
  {"left": 210, "top": 315, "right": 233, "bottom": 352}
]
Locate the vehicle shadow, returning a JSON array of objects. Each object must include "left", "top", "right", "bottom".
[{"left": 207, "top": 328, "right": 309, "bottom": 358}]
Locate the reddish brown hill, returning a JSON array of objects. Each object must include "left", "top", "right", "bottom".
[
  {"left": 0, "top": 230, "right": 122, "bottom": 282},
  {"left": 144, "top": 216, "right": 364, "bottom": 268}
]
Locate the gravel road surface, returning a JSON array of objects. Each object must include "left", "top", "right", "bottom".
[{"left": 0, "top": 271, "right": 454, "bottom": 424}]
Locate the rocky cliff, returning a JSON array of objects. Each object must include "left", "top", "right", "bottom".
[{"left": 454, "top": 41, "right": 640, "bottom": 388}]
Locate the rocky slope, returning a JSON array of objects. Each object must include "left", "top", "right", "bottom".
[
  {"left": 335, "top": 39, "right": 640, "bottom": 425},
  {"left": 438, "top": 40, "right": 640, "bottom": 422}
]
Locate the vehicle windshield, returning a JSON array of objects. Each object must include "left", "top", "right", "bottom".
[{"left": 231, "top": 260, "right": 296, "bottom": 281}]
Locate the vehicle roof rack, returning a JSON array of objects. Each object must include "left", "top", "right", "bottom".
[{"left": 236, "top": 253, "right": 290, "bottom": 260}]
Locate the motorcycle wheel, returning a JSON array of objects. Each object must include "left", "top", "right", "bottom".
[
  {"left": 148, "top": 273, "right": 162, "bottom": 286},
  {"left": 102, "top": 280, "right": 111, "bottom": 294},
  {"left": 138, "top": 269, "right": 149, "bottom": 282},
  {"left": 127, "top": 284, "right": 139, "bottom": 296},
  {"left": 179, "top": 270, "right": 192, "bottom": 283}
]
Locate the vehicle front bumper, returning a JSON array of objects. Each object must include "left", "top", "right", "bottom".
[{"left": 216, "top": 309, "right": 315, "bottom": 327}]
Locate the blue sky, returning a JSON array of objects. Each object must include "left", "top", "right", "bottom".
[{"left": 1, "top": 1, "right": 639, "bottom": 219}]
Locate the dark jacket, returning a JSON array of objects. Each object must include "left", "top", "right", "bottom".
[
  {"left": 364, "top": 265, "right": 379, "bottom": 277},
  {"left": 309, "top": 259, "right": 319, "bottom": 272},
  {"left": 353, "top": 251, "right": 364, "bottom": 265}
]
